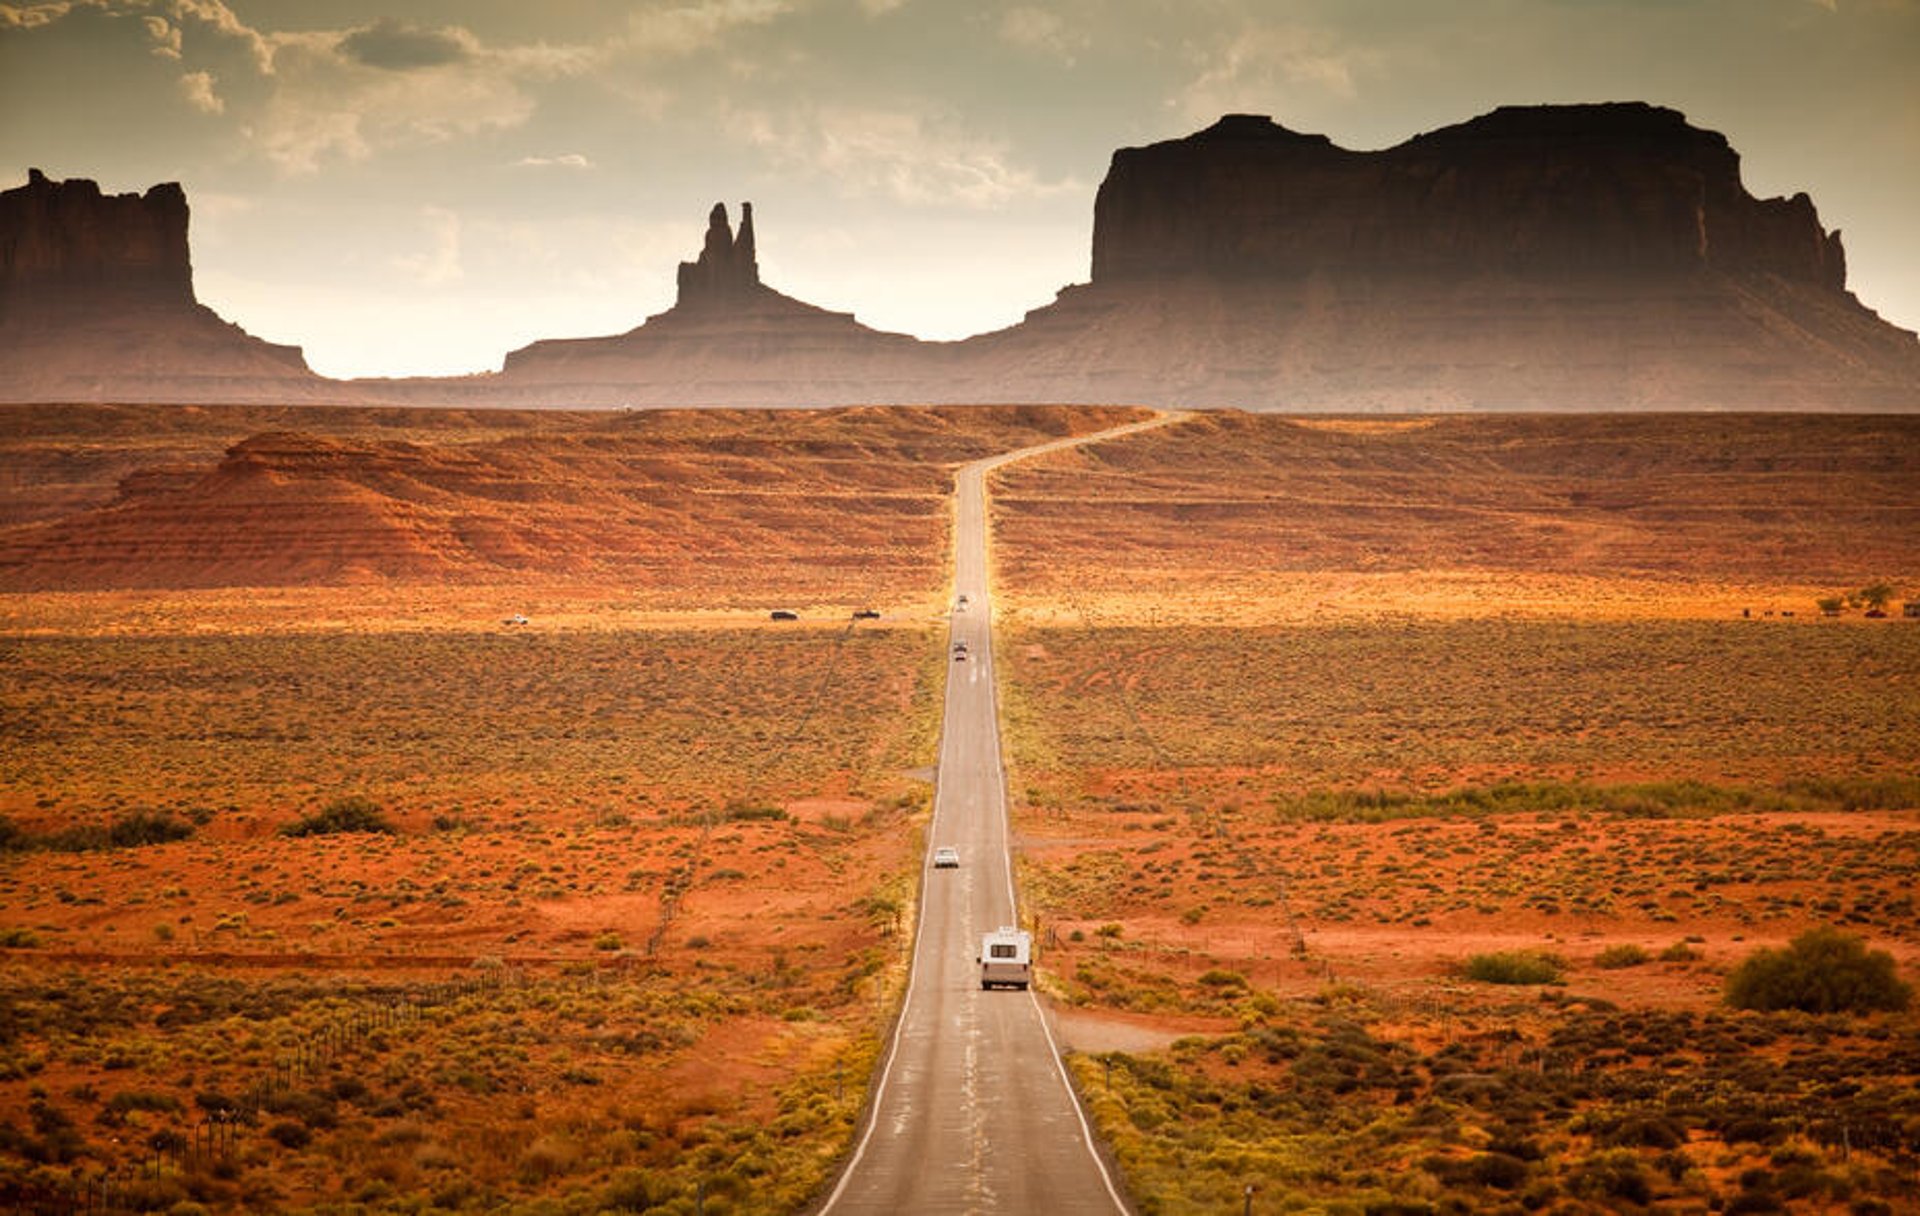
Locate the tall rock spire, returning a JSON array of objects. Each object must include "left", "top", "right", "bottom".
[
  {"left": 736, "top": 202, "right": 757, "bottom": 270},
  {"left": 674, "top": 202, "right": 760, "bottom": 310}
]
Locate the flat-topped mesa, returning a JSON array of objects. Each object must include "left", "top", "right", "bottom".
[
  {"left": 0, "top": 168, "right": 195, "bottom": 314},
  {"left": 1091, "top": 103, "right": 1847, "bottom": 288},
  {"left": 0, "top": 169, "right": 316, "bottom": 400},
  {"left": 674, "top": 201, "right": 761, "bottom": 310}
]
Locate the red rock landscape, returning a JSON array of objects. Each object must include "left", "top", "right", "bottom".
[{"left": 3, "top": 404, "right": 1917, "bottom": 1213}]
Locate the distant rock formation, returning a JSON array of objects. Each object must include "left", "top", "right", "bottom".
[
  {"left": 479, "top": 106, "right": 1918, "bottom": 410},
  {"left": 676, "top": 201, "right": 760, "bottom": 308},
  {"left": 955, "top": 104, "right": 1919, "bottom": 410},
  {"left": 0, "top": 170, "right": 321, "bottom": 403},
  {"left": 1089, "top": 106, "right": 1847, "bottom": 287},
  {"left": 0, "top": 168, "right": 195, "bottom": 308},
  {"left": 492, "top": 203, "right": 928, "bottom": 405},
  {"left": 5, "top": 105, "right": 1919, "bottom": 410}
]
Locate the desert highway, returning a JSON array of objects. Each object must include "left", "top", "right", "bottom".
[{"left": 820, "top": 413, "right": 1181, "bottom": 1215}]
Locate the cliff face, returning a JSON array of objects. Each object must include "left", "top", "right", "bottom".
[
  {"left": 0, "top": 170, "right": 319, "bottom": 402},
  {"left": 0, "top": 169, "right": 195, "bottom": 310},
  {"left": 1090, "top": 105, "right": 1847, "bottom": 287},
  {"left": 963, "top": 102, "right": 1911, "bottom": 410},
  {"left": 6, "top": 105, "right": 1918, "bottom": 411},
  {"left": 483, "top": 106, "right": 1916, "bottom": 411}
]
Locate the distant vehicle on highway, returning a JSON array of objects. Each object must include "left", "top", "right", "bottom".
[
  {"left": 932, "top": 847, "right": 960, "bottom": 869},
  {"left": 502, "top": 614, "right": 529, "bottom": 626},
  {"left": 852, "top": 608, "right": 881, "bottom": 619},
  {"left": 978, "top": 927, "right": 1032, "bottom": 990},
  {"left": 955, "top": 594, "right": 969, "bottom": 611},
  {"left": 770, "top": 609, "right": 798, "bottom": 621}
]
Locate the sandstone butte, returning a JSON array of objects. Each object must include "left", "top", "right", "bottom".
[
  {"left": 0, "top": 170, "right": 327, "bottom": 403},
  {"left": 3, "top": 102, "right": 1918, "bottom": 410}
]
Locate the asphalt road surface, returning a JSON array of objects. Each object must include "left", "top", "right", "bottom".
[{"left": 820, "top": 414, "right": 1180, "bottom": 1216}]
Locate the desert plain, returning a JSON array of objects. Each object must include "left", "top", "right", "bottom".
[{"left": 2, "top": 404, "right": 1918, "bottom": 1214}]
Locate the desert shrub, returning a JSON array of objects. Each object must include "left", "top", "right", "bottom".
[
  {"left": 1724, "top": 927, "right": 1912, "bottom": 1014},
  {"left": 193, "top": 1091, "right": 243, "bottom": 1117},
  {"left": 1467, "top": 1151, "right": 1531, "bottom": 1189},
  {"left": 1721, "top": 1116, "right": 1787, "bottom": 1146},
  {"left": 603, "top": 1167, "right": 676, "bottom": 1211},
  {"left": 1567, "top": 1150, "right": 1652, "bottom": 1204},
  {"left": 106, "top": 1090, "right": 182, "bottom": 1115},
  {"left": 723, "top": 803, "right": 788, "bottom": 822},
  {"left": 0, "top": 927, "right": 41, "bottom": 947},
  {"left": 103, "top": 809, "right": 194, "bottom": 848},
  {"left": 1659, "top": 941, "right": 1701, "bottom": 963},
  {"left": 1775, "top": 775, "right": 1920, "bottom": 811},
  {"left": 281, "top": 796, "right": 394, "bottom": 838},
  {"left": 4, "top": 810, "right": 193, "bottom": 852},
  {"left": 1595, "top": 944, "right": 1651, "bottom": 969},
  {"left": 1463, "top": 950, "right": 1565, "bottom": 985},
  {"left": 266, "top": 1119, "right": 312, "bottom": 1149},
  {"left": 1595, "top": 1114, "right": 1685, "bottom": 1150}
]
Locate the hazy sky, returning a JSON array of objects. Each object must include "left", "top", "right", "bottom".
[{"left": 4, "top": 0, "right": 1917, "bottom": 378}]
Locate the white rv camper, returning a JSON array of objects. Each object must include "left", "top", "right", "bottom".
[{"left": 977, "top": 927, "right": 1032, "bottom": 990}]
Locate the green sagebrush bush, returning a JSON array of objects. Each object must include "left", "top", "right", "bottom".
[
  {"left": 281, "top": 795, "right": 395, "bottom": 838},
  {"left": 1463, "top": 950, "right": 1565, "bottom": 985},
  {"left": 1595, "top": 944, "right": 1652, "bottom": 969},
  {"left": 0, "top": 809, "right": 192, "bottom": 852},
  {"left": 1724, "top": 926, "right": 1912, "bottom": 1014}
]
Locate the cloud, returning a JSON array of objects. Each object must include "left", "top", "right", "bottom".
[
  {"left": 626, "top": 0, "right": 790, "bottom": 55},
  {"left": 121, "top": 6, "right": 597, "bottom": 175},
  {"left": 515, "top": 153, "right": 594, "bottom": 169},
  {"left": 998, "top": 7, "right": 1089, "bottom": 61},
  {"left": 178, "top": 67, "right": 221, "bottom": 112},
  {"left": 142, "top": 13, "right": 180, "bottom": 57},
  {"left": 395, "top": 205, "right": 464, "bottom": 286},
  {"left": 1173, "top": 22, "right": 1378, "bottom": 125},
  {"left": 338, "top": 17, "right": 473, "bottom": 71},
  {"left": 167, "top": 0, "right": 276, "bottom": 74},
  {"left": 730, "top": 104, "right": 1080, "bottom": 209},
  {"left": 0, "top": 2, "right": 78, "bottom": 30},
  {"left": 250, "top": 104, "right": 368, "bottom": 174}
]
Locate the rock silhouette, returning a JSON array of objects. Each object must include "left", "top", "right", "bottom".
[
  {"left": 0, "top": 170, "right": 321, "bottom": 402},
  {"left": 497, "top": 201, "right": 923, "bottom": 398},
  {"left": 1090, "top": 106, "right": 1846, "bottom": 286},
  {"left": 484, "top": 105, "right": 1920, "bottom": 410},
  {"left": 675, "top": 202, "right": 760, "bottom": 308},
  {"left": 4, "top": 104, "right": 1918, "bottom": 409}
]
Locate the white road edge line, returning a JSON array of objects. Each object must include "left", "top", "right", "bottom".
[{"left": 816, "top": 637, "right": 959, "bottom": 1216}]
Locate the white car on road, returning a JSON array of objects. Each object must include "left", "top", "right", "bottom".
[{"left": 932, "top": 847, "right": 961, "bottom": 869}]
